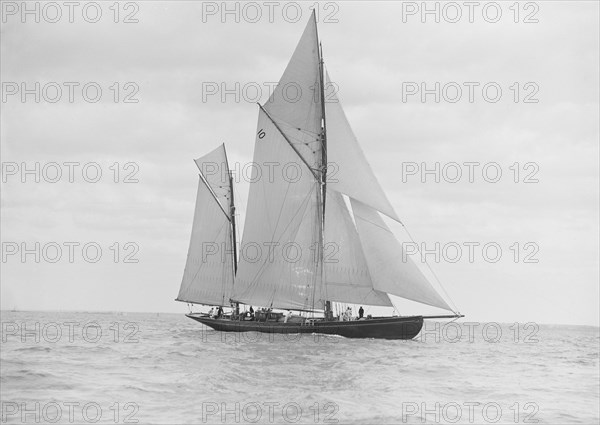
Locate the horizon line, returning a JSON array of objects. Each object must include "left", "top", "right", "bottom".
[{"left": 1, "top": 308, "right": 598, "bottom": 328}]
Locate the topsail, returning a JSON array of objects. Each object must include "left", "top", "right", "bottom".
[{"left": 263, "top": 12, "right": 323, "bottom": 167}]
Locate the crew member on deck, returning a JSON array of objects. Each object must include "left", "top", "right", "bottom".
[
  {"left": 344, "top": 307, "right": 352, "bottom": 321},
  {"left": 359, "top": 306, "right": 364, "bottom": 319},
  {"left": 217, "top": 306, "right": 223, "bottom": 318},
  {"left": 249, "top": 306, "right": 254, "bottom": 320}
]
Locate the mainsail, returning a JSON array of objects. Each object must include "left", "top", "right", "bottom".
[
  {"left": 231, "top": 11, "right": 325, "bottom": 311},
  {"left": 177, "top": 145, "right": 235, "bottom": 306},
  {"left": 232, "top": 109, "right": 322, "bottom": 310}
]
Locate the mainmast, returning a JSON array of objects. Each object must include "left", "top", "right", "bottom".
[
  {"left": 228, "top": 173, "right": 238, "bottom": 274},
  {"left": 317, "top": 38, "right": 328, "bottom": 220},
  {"left": 224, "top": 146, "right": 239, "bottom": 316},
  {"left": 315, "top": 12, "right": 330, "bottom": 318}
]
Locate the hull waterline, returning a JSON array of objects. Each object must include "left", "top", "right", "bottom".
[{"left": 186, "top": 314, "right": 424, "bottom": 340}]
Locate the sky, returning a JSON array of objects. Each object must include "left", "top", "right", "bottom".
[{"left": 1, "top": 1, "right": 598, "bottom": 326}]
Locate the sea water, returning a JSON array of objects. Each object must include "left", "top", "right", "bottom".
[{"left": 1, "top": 311, "right": 598, "bottom": 424}]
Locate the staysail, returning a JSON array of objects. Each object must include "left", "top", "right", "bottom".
[
  {"left": 351, "top": 199, "right": 453, "bottom": 311},
  {"left": 322, "top": 190, "right": 392, "bottom": 307}
]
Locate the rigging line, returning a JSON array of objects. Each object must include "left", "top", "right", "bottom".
[
  {"left": 286, "top": 136, "right": 318, "bottom": 146},
  {"left": 353, "top": 212, "right": 393, "bottom": 233},
  {"left": 262, "top": 100, "right": 320, "bottom": 137},
  {"left": 401, "top": 225, "right": 460, "bottom": 314},
  {"left": 285, "top": 134, "right": 320, "bottom": 149},
  {"left": 275, "top": 115, "right": 321, "bottom": 137},
  {"left": 309, "top": 184, "right": 322, "bottom": 313},
  {"left": 232, "top": 184, "right": 242, "bottom": 253},
  {"left": 447, "top": 316, "right": 461, "bottom": 325},
  {"left": 221, "top": 231, "right": 235, "bottom": 302},
  {"left": 316, "top": 42, "right": 328, "bottom": 314},
  {"left": 266, "top": 68, "right": 322, "bottom": 140}
]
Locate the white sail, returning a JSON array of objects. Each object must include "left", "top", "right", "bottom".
[
  {"left": 178, "top": 13, "right": 459, "bottom": 316},
  {"left": 264, "top": 11, "right": 322, "bottom": 169},
  {"left": 322, "top": 190, "right": 392, "bottom": 306},
  {"left": 324, "top": 72, "right": 400, "bottom": 222},
  {"left": 193, "top": 144, "right": 231, "bottom": 218},
  {"left": 177, "top": 176, "right": 234, "bottom": 306},
  {"left": 350, "top": 198, "right": 453, "bottom": 311},
  {"left": 232, "top": 108, "right": 322, "bottom": 311}
]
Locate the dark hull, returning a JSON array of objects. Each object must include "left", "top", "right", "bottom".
[{"left": 186, "top": 314, "right": 424, "bottom": 340}]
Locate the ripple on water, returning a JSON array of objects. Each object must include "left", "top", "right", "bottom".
[{"left": 1, "top": 312, "right": 598, "bottom": 424}]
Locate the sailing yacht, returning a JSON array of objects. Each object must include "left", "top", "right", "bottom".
[{"left": 175, "top": 11, "right": 462, "bottom": 339}]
